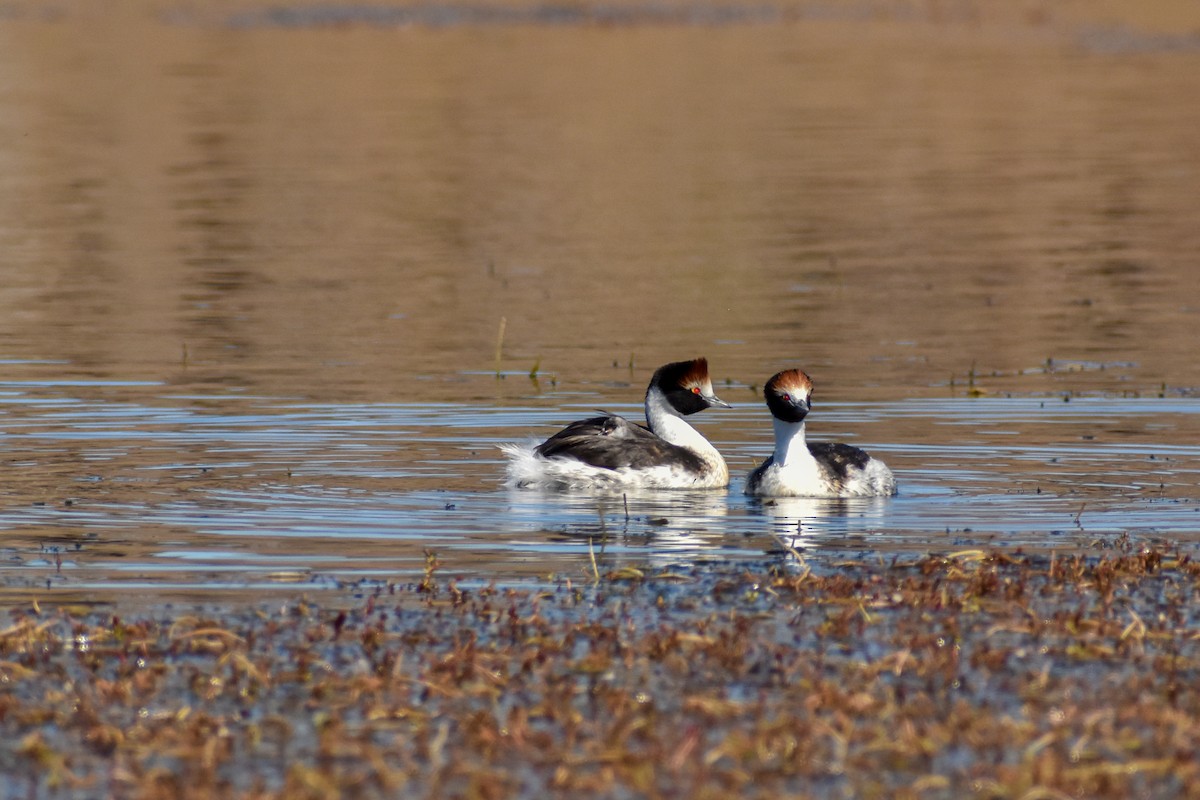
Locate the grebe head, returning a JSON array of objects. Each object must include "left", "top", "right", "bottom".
[
  {"left": 649, "top": 358, "right": 731, "bottom": 416},
  {"left": 764, "top": 369, "right": 813, "bottom": 423}
]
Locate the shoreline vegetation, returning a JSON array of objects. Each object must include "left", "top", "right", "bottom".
[{"left": 4, "top": 543, "right": 1198, "bottom": 798}]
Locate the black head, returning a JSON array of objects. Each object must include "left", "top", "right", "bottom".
[
  {"left": 763, "top": 369, "right": 813, "bottom": 423},
  {"left": 649, "top": 358, "right": 731, "bottom": 416}
]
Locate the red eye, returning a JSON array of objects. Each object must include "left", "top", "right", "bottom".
[
  {"left": 691, "top": 387, "right": 701, "bottom": 395},
  {"left": 783, "top": 393, "right": 790, "bottom": 402}
]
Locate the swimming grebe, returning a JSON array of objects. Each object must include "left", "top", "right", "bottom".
[
  {"left": 502, "top": 358, "right": 731, "bottom": 491},
  {"left": 744, "top": 369, "right": 896, "bottom": 498}
]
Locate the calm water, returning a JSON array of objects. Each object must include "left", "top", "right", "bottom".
[{"left": 1, "top": 2, "right": 1199, "bottom": 602}]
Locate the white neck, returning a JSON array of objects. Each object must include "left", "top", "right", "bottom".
[
  {"left": 643, "top": 386, "right": 728, "bottom": 485},
  {"left": 772, "top": 417, "right": 809, "bottom": 467},
  {"left": 645, "top": 387, "right": 722, "bottom": 457}
]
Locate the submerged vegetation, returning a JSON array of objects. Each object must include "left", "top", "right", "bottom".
[{"left": 2, "top": 543, "right": 1199, "bottom": 798}]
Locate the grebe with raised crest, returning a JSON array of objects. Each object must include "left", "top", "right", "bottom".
[
  {"left": 745, "top": 369, "right": 896, "bottom": 498},
  {"left": 502, "top": 358, "right": 731, "bottom": 491}
]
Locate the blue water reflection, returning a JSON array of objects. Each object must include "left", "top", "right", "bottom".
[{"left": 1, "top": 389, "right": 1198, "bottom": 595}]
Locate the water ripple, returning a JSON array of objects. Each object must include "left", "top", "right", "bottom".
[{"left": 1, "top": 392, "right": 1198, "bottom": 595}]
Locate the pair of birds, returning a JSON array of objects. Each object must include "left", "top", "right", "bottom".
[{"left": 503, "top": 357, "right": 896, "bottom": 498}]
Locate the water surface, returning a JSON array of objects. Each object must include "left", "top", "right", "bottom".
[
  {"left": 2, "top": 381, "right": 1198, "bottom": 602},
  {"left": 1, "top": 1, "right": 1198, "bottom": 602}
]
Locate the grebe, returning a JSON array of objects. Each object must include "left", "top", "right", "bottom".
[
  {"left": 502, "top": 358, "right": 731, "bottom": 491},
  {"left": 745, "top": 369, "right": 896, "bottom": 498}
]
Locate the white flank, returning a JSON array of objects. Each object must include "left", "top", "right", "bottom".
[{"left": 500, "top": 442, "right": 727, "bottom": 492}]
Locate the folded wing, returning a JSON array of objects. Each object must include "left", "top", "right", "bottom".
[{"left": 535, "top": 414, "right": 706, "bottom": 473}]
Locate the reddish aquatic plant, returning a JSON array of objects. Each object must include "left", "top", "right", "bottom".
[{"left": 3, "top": 545, "right": 1200, "bottom": 798}]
